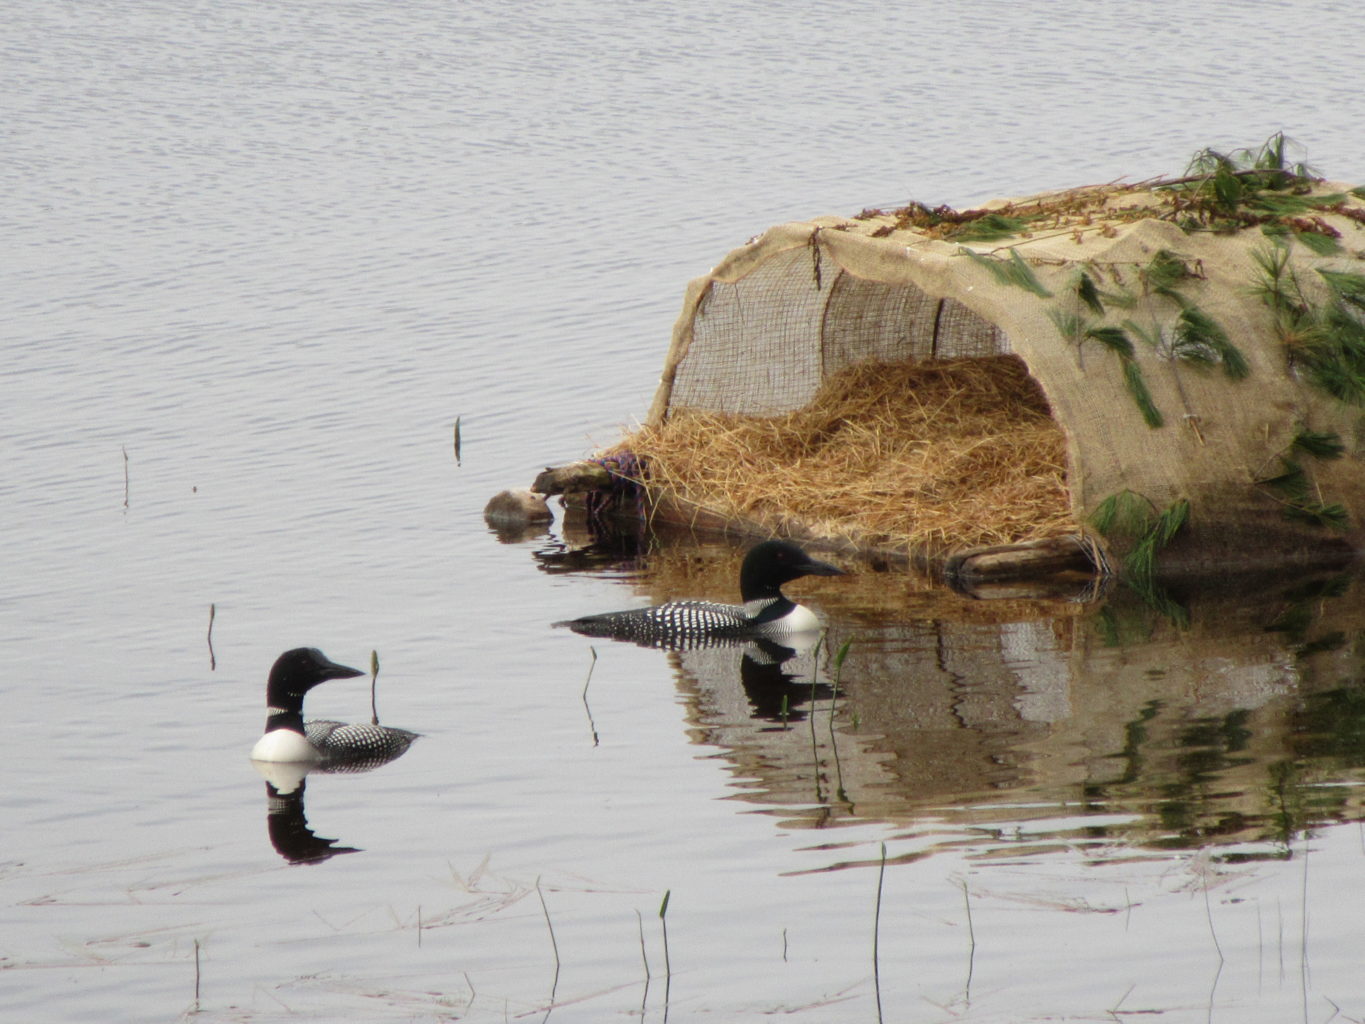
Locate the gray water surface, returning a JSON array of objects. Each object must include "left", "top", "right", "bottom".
[{"left": 6, "top": 2, "right": 1365, "bottom": 1021}]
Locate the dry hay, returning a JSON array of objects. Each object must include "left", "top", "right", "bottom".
[{"left": 613, "top": 356, "right": 1076, "bottom": 553}]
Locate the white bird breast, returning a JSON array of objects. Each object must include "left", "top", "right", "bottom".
[
  {"left": 250, "top": 728, "right": 321, "bottom": 764},
  {"left": 770, "top": 603, "right": 822, "bottom": 633}
]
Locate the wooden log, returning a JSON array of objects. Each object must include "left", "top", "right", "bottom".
[
  {"left": 945, "top": 535, "right": 1099, "bottom": 582},
  {"left": 531, "top": 461, "right": 614, "bottom": 496}
]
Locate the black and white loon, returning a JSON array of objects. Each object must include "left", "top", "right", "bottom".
[
  {"left": 249, "top": 647, "right": 418, "bottom": 770},
  {"left": 555, "top": 540, "right": 846, "bottom": 648}
]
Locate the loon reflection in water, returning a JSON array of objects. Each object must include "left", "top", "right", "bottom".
[
  {"left": 262, "top": 778, "right": 360, "bottom": 864},
  {"left": 251, "top": 736, "right": 417, "bottom": 864},
  {"left": 737, "top": 638, "right": 836, "bottom": 723}
]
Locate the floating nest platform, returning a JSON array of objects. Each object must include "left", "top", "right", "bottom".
[{"left": 527, "top": 139, "right": 1365, "bottom": 581}]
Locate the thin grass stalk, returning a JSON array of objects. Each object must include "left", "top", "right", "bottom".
[
  {"left": 537, "top": 876, "right": 561, "bottom": 1021},
  {"left": 660, "top": 889, "right": 672, "bottom": 1024},
  {"left": 1202, "top": 872, "right": 1224, "bottom": 964},
  {"left": 809, "top": 634, "right": 823, "bottom": 803},
  {"left": 659, "top": 889, "right": 672, "bottom": 977},
  {"left": 206, "top": 604, "right": 216, "bottom": 671},
  {"left": 873, "top": 842, "right": 886, "bottom": 1024},
  {"left": 369, "top": 650, "right": 380, "bottom": 724},
  {"left": 829, "top": 639, "right": 853, "bottom": 802},
  {"left": 636, "top": 908, "right": 651, "bottom": 978},
  {"left": 961, "top": 878, "right": 976, "bottom": 994},
  {"left": 636, "top": 908, "right": 651, "bottom": 1018},
  {"left": 582, "top": 646, "right": 599, "bottom": 746}
]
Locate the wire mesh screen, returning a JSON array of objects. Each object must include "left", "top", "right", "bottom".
[
  {"left": 670, "top": 248, "right": 825, "bottom": 415},
  {"left": 668, "top": 248, "right": 1011, "bottom": 416}
]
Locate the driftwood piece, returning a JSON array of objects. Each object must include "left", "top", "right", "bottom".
[
  {"left": 532, "top": 461, "right": 614, "bottom": 496},
  {"left": 945, "top": 535, "right": 1098, "bottom": 582},
  {"left": 483, "top": 488, "right": 552, "bottom": 526}
]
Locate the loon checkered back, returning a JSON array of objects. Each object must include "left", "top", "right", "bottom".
[
  {"left": 563, "top": 599, "right": 757, "bottom": 648},
  {"left": 555, "top": 540, "right": 845, "bottom": 649},
  {"left": 249, "top": 647, "right": 419, "bottom": 770},
  {"left": 305, "top": 720, "right": 419, "bottom": 772}
]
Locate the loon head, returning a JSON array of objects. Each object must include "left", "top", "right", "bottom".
[
  {"left": 738, "top": 540, "right": 845, "bottom": 602},
  {"left": 265, "top": 647, "right": 366, "bottom": 709}
]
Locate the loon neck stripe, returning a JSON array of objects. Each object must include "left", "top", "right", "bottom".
[
  {"left": 264, "top": 708, "right": 306, "bottom": 735},
  {"left": 746, "top": 596, "right": 796, "bottom": 624}
]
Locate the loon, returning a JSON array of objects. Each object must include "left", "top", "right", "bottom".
[
  {"left": 555, "top": 540, "right": 846, "bottom": 648},
  {"left": 249, "top": 647, "right": 418, "bottom": 770}
]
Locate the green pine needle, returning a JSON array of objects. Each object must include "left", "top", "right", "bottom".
[
  {"left": 950, "top": 213, "right": 1030, "bottom": 243},
  {"left": 1078, "top": 320, "right": 1162, "bottom": 426},
  {"left": 1297, "top": 303, "right": 1365, "bottom": 404},
  {"left": 1318, "top": 269, "right": 1365, "bottom": 313},
  {"left": 1252, "top": 191, "right": 1348, "bottom": 216},
  {"left": 1076, "top": 271, "right": 1106, "bottom": 315},
  {"left": 1090, "top": 490, "right": 1154, "bottom": 539},
  {"left": 1250, "top": 244, "right": 1300, "bottom": 314},
  {"left": 1116, "top": 498, "right": 1190, "bottom": 581},
  {"left": 1166, "top": 332, "right": 1220, "bottom": 368},
  {"left": 1124, "top": 534, "right": 1160, "bottom": 580},
  {"left": 1006, "top": 249, "right": 1052, "bottom": 297},
  {"left": 1292, "top": 428, "right": 1346, "bottom": 460},
  {"left": 1086, "top": 325, "right": 1135, "bottom": 360},
  {"left": 1284, "top": 502, "right": 1350, "bottom": 530},
  {"left": 1174, "top": 307, "right": 1249, "bottom": 379},
  {"left": 1142, "top": 249, "right": 1193, "bottom": 296},
  {"left": 1304, "top": 359, "right": 1365, "bottom": 405},
  {"left": 1123, "top": 360, "right": 1164, "bottom": 428},
  {"left": 959, "top": 247, "right": 1051, "bottom": 297},
  {"left": 1295, "top": 230, "right": 1342, "bottom": 256},
  {"left": 1258, "top": 459, "right": 1309, "bottom": 500},
  {"left": 1151, "top": 498, "right": 1190, "bottom": 546},
  {"left": 1122, "top": 319, "right": 1162, "bottom": 351},
  {"left": 1048, "top": 308, "right": 1087, "bottom": 343},
  {"left": 1212, "top": 162, "right": 1244, "bottom": 213}
]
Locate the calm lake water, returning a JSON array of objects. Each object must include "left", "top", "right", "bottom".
[{"left": 7, "top": 2, "right": 1365, "bottom": 1021}]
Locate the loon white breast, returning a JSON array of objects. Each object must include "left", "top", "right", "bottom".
[
  {"left": 554, "top": 540, "right": 845, "bottom": 649},
  {"left": 249, "top": 647, "right": 418, "bottom": 769}
]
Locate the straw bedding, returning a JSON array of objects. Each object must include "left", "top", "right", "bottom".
[{"left": 611, "top": 356, "right": 1076, "bottom": 553}]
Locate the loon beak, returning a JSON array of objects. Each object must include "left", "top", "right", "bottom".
[
  {"left": 800, "top": 556, "right": 846, "bottom": 577},
  {"left": 320, "top": 656, "right": 366, "bottom": 681}
]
